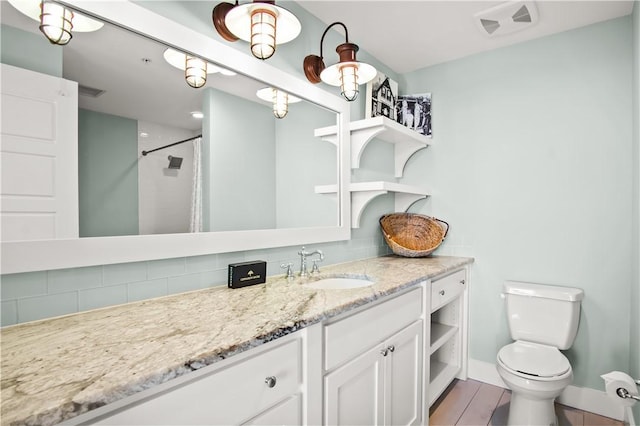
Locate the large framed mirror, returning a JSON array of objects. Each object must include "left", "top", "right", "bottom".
[{"left": 1, "top": 0, "right": 350, "bottom": 274}]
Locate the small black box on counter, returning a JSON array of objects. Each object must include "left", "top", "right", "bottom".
[{"left": 228, "top": 260, "right": 267, "bottom": 289}]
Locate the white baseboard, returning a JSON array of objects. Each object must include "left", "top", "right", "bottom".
[{"left": 467, "top": 358, "right": 628, "bottom": 422}]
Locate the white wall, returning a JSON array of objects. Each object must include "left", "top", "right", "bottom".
[
  {"left": 138, "top": 120, "right": 197, "bottom": 235},
  {"left": 402, "top": 16, "right": 633, "bottom": 391}
]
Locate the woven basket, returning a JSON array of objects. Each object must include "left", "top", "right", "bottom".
[{"left": 380, "top": 213, "right": 449, "bottom": 258}]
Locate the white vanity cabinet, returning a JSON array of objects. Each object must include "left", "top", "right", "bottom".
[
  {"left": 71, "top": 333, "right": 304, "bottom": 426},
  {"left": 322, "top": 286, "right": 424, "bottom": 426},
  {"left": 428, "top": 268, "right": 469, "bottom": 405},
  {"left": 64, "top": 267, "right": 471, "bottom": 426}
]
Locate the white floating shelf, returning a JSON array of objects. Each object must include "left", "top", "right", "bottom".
[
  {"left": 314, "top": 116, "right": 431, "bottom": 178},
  {"left": 315, "top": 181, "right": 430, "bottom": 228}
]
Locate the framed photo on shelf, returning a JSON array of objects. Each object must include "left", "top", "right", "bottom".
[
  {"left": 396, "top": 93, "right": 432, "bottom": 137},
  {"left": 365, "top": 72, "right": 398, "bottom": 121}
]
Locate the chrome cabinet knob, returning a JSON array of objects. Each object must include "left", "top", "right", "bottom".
[
  {"left": 460, "top": 279, "right": 465, "bottom": 285},
  {"left": 439, "top": 290, "right": 445, "bottom": 296},
  {"left": 265, "top": 376, "right": 277, "bottom": 388},
  {"left": 380, "top": 348, "right": 388, "bottom": 356},
  {"left": 387, "top": 345, "right": 395, "bottom": 353}
]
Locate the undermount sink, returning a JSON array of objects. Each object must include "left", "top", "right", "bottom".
[{"left": 304, "top": 276, "right": 374, "bottom": 290}]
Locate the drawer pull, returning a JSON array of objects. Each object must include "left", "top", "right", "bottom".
[
  {"left": 380, "top": 348, "right": 388, "bottom": 357},
  {"left": 265, "top": 376, "right": 277, "bottom": 388},
  {"left": 387, "top": 345, "right": 395, "bottom": 353},
  {"left": 439, "top": 290, "right": 445, "bottom": 296},
  {"left": 460, "top": 279, "right": 465, "bottom": 285}
]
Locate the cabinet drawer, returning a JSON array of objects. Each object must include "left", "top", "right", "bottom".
[
  {"left": 94, "top": 338, "right": 302, "bottom": 425},
  {"left": 431, "top": 269, "right": 466, "bottom": 312},
  {"left": 324, "top": 286, "right": 422, "bottom": 371}
]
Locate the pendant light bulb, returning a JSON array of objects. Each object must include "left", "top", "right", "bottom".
[
  {"left": 250, "top": 8, "right": 276, "bottom": 60},
  {"left": 303, "top": 23, "right": 377, "bottom": 102},
  {"left": 214, "top": 1, "right": 300, "bottom": 61},
  {"left": 39, "top": 1, "right": 73, "bottom": 45},
  {"left": 339, "top": 64, "right": 359, "bottom": 102},
  {"left": 272, "top": 88, "right": 288, "bottom": 119},
  {"left": 185, "top": 56, "right": 207, "bottom": 89}
]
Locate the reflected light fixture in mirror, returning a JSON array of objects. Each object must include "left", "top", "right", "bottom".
[
  {"left": 256, "top": 87, "right": 301, "bottom": 119},
  {"left": 7, "top": 0, "right": 103, "bottom": 45},
  {"left": 163, "top": 48, "right": 236, "bottom": 88},
  {"left": 303, "top": 22, "right": 376, "bottom": 102},
  {"left": 212, "top": 1, "right": 301, "bottom": 60}
]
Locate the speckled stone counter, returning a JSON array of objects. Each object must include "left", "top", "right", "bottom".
[{"left": 1, "top": 255, "right": 473, "bottom": 426}]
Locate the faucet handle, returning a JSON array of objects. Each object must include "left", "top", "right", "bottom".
[
  {"left": 280, "top": 263, "right": 294, "bottom": 279},
  {"left": 311, "top": 256, "right": 324, "bottom": 274}
]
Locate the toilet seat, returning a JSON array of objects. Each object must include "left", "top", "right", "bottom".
[{"left": 498, "top": 341, "right": 571, "bottom": 380}]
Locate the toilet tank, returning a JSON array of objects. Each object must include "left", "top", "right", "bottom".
[{"left": 503, "top": 281, "right": 584, "bottom": 350}]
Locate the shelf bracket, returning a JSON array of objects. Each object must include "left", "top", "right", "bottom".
[
  {"left": 394, "top": 142, "right": 428, "bottom": 178},
  {"left": 351, "top": 125, "right": 386, "bottom": 169},
  {"left": 395, "top": 193, "right": 428, "bottom": 212},
  {"left": 351, "top": 190, "right": 387, "bottom": 228}
]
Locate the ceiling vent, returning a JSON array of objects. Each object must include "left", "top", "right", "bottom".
[
  {"left": 474, "top": 1, "right": 538, "bottom": 37},
  {"left": 78, "top": 84, "right": 106, "bottom": 98}
]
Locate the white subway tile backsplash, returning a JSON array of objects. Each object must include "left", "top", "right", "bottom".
[
  {"left": 128, "top": 278, "right": 168, "bottom": 302},
  {"left": 103, "top": 262, "right": 147, "bottom": 285},
  {"left": 48, "top": 266, "right": 102, "bottom": 293},
  {"left": 79, "top": 285, "right": 128, "bottom": 311},
  {"left": 1, "top": 271, "right": 47, "bottom": 299},
  {"left": 17, "top": 292, "right": 78, "bottom": 323}
]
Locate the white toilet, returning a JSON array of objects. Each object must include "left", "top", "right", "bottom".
[{"left": 496, "top": 281, "right": 584, "bottom": 426}]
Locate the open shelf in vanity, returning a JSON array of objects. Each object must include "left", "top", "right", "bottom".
[{"left": 428, "top": 268, "right": 468, "bottom": 406}]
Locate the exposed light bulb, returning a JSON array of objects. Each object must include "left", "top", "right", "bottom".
[
  {"left": 272, "top": 89, "right": 288, "bottom": 119},
  {"left": 250, "top": 8, "right": 276, "bottom": 60},
  {"left": 339, "top": 64, "right": 359, "bottom": 102},
  {"left": 185, "top": 56, "right": 207, "bottom": 89},
  {"left": 39, "top": 1, "right": 73, "bottom": 45}
]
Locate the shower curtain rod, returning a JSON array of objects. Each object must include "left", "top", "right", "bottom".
[{"left": 141, "top": 134, "right": 202, "bottom": 156}]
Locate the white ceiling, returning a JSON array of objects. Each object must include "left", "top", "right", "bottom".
[{"left": 296, "top": 0, "right": 635, "bottom": 74}]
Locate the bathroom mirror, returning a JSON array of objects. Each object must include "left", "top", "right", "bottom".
[{"left": 0, "top": 0, "right": 351, "bottom": 273}]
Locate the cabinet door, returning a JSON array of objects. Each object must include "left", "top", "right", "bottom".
[
  {"left": 385, "top": 321, "right": 423, "bottom": 426},
  {"left": 325, "top": 345, "right": 385, "bottom": 426}
]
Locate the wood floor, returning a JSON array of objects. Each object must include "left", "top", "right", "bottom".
[{"left": 429, "top": 379, "right": 626, "bottom": 426}]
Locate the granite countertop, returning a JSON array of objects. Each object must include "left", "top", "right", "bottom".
[{"left": 1, "top": 255, "right": 473, "bottom": 426}]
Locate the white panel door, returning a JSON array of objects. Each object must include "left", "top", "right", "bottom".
[
  {"left": 386, "top": 321, "right": 423, "bottom": 426},
  {"left": 1, "top": 63, "right": 78, "bottom": 241},
  {"left": 324, "top": 343, "right": 385, "bottom": 426}
]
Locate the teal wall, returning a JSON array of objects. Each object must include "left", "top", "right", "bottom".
[
  {"left": 78, "top": 109, "right": 139, "bottom": 237},
  {"left": 202, "top": 88, "right": 276, "bottom": 231},
  {"left": 0, "top": 24, "right": 62, "bottom": 77},
  {"left": 403, "top": 17, "right": 633, "bottom": 391},
  {"left": 631, "top": 2, "right": 639, "bottom": 423},
  {"left": 275, "top": 100, "right": 337, "bottom": 228}
]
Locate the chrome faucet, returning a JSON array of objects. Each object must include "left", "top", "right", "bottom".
[{"left": 298, "top": 246, "right": 324, "bottom": 277}]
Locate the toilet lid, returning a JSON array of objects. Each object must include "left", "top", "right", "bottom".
[{"left": 498, "top": 341, "right": 571, "bottom": 378}]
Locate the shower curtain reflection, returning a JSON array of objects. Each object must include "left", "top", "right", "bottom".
[{"left": 189, "top": 137, "right": 203, "bottom": 233}]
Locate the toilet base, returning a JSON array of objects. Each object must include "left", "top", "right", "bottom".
[{"left": 508, "top": 392, "right": 558, "bottom": 426}]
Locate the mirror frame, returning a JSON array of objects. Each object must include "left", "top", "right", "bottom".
[{"left": 1, "top": 0, "right": 351, "bottom": 274}]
